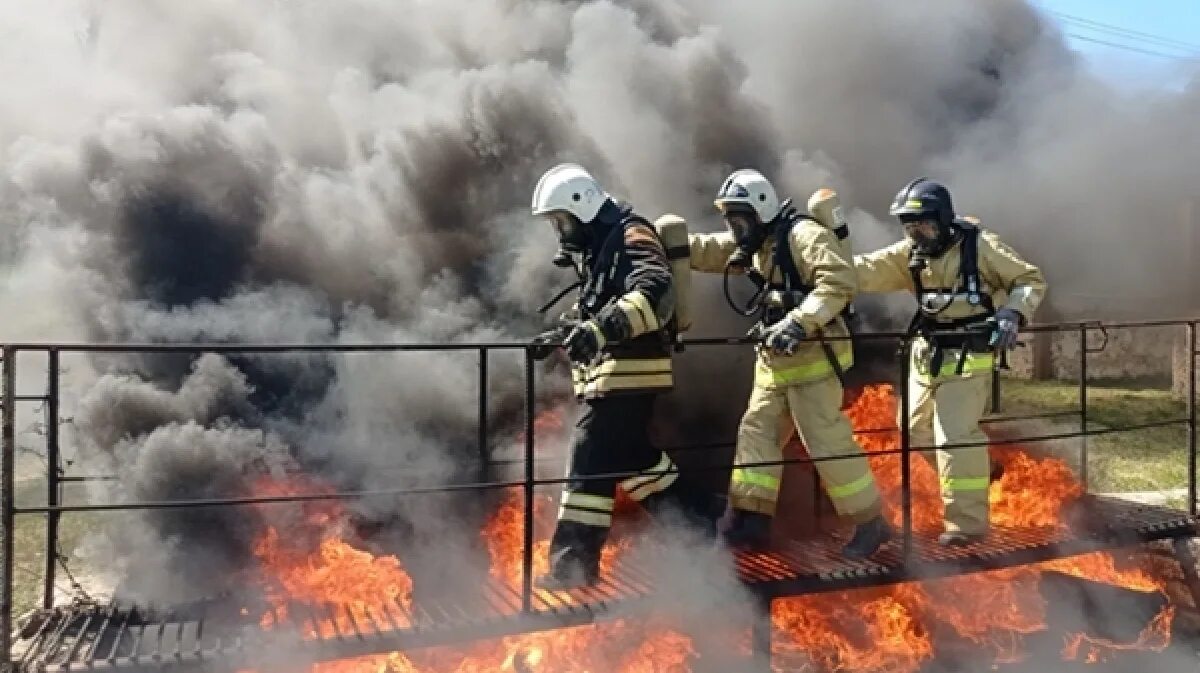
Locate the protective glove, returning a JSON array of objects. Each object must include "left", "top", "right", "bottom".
[
  {"left": 989, "top": 308, "right": 1022, "bottom": 350},
  {"left": 593, "top": 301, "right": 634, "bottom": 343},
  {"left": 760, "top": 315, "right": 807, "bottom": 356},
  {"left": 563, "top": 321, "right": 606, "bottom": 365},
  {"left": 530, "top": 325, "right": 569, "bottom": 361}
]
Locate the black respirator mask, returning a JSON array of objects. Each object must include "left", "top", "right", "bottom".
[
  {"left": 546, "top": 211, "right": 590, "bottom": 268},
  {"left": 537, "top": 211, "right": 589, "bottom": 315},
  {"left": 903, "top": 216, "right": 955, "bottom": 258},
  {"left": 723, "top": 211, "right": 768, "bottom": 270},
  {"left": 549, "top": 211, "right": 588, "bottom": 251},
  {"left": 719, "top": 207, "right": 772, "bottom": 317}
]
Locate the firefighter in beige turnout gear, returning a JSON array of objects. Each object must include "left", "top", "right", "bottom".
[
  {"left": 530, "top": 163, "right": 718, "bottom": 590},
  {"left": 854, "top": 178, "right": 1046, "bottom": 546},
  {"left": 689, "top": 169, "right": 891, "bottom": 558}
]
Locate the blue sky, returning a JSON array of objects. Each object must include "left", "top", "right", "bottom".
[{"left": 1032, "top": 0, "right": 1200, "bottom": 88}]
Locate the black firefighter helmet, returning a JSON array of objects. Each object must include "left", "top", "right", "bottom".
[{"left": 889, "top": 177, "right": 958, "bottom": 257}]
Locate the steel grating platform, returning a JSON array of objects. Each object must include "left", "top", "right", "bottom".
[{"left": 11, "top": 495, "right": 1197, "bottom": 673}]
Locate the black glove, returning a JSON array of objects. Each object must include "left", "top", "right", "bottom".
[
  {"left": 563, "top": 321, "right": 606, "bottom": 365},
  {"left": 593, "top": 301, "right": 633, "bottom": 343},
  {"left": 530, "top": 326, "right": 568, "bottom": 361},
  {"left": 989, "top": 308, "right": 1021, "bottom": 350},
  {"left": 760, "top": 315, "right": 807, "bottom": 356}
]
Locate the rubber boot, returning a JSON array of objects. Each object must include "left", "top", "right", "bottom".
[
  {"left": 842, "top": 515, "right": 893, "bottom": 559},
  {"left": 537, "top": 523, "right": 605, "bottom": 590},
  {"left": 721, "top": 508, "right": 773, "bottom": 550},
  {"left": 937, "top": 530, "right": 986, "bottom": 547},
  {"left": 535, "top": 546, "right": 600, "bottom": 591},
  {"left": 695, "top": 492, "right": 726, "bottom": 541},
  {"left": 643, "top": 485, "right": 725, "bottom": 542}
]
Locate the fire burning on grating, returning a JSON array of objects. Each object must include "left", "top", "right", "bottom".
[
  {"left": 13, "top": 383, "right": 1196, "bottom": 673},
  {"left": 240, "top": 384, "right": 1182, "bottom": 673}
]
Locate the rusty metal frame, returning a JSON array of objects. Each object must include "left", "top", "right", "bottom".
[{"left": 3, "top": 317, "right": 1200, "bottom": 672}]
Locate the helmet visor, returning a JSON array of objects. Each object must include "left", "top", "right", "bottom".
[
  {"left": 544, "top": 211, "right": 587, "bottom": 252},
  {"left": 903, "top": 218, "right": 942, "bottom": 255},
  {"left": 722, "top": 212, "right": 756, "bottom": 243}
]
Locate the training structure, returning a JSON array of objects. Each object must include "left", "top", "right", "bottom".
[{"left": 4, "top": 319, "right": 1200, "bottom": 672}]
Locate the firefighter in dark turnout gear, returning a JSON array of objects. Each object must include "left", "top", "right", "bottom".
[
  {"left": 855, "top": 178, "right": 1046, "bottom": 546},
  {"left": 689, "top": 169, "right": 891, "bottom": 558},
  {"left": 530, "top": 163, "right": 713, "bottom": 590}
]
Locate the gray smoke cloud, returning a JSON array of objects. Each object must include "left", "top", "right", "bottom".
[{"left": 2, "top": 1, "right": 1198, "bottom": 661}]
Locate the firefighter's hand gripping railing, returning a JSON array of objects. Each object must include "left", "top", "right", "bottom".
[{"left": 1, "top": 318, "right": 1198, "bottom": 669}]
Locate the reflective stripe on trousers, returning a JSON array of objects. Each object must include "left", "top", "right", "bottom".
[
  {"left": 558, "top": 491, "right": 613, "bottom": 528},
  {"left": 903, "top": 356, "right": 994, "bottom": 535},
  {"left": 620, "top": 452, "right": 679, "bottom": 501},
  {"left": 732, "top": 373, "right": 881, "bottom": 522}
]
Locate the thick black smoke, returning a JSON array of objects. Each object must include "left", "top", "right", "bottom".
[{"left": 1, "top": 0, "right": 1197, "bottom": 615}]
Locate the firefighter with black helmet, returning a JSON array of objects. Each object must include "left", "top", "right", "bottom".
[
  {"left": 688, "top": 169, "right": 892, "bottom": 558},
  {"left": 855, "top": 177, "right": 1046, "bottom": 546},
  {"left": 529, "top": 163, "right": 716, "bottom": 590}
]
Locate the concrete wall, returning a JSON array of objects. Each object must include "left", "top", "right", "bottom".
[{"left": 1007, "top": 323, "right": 1180, "bottom": 383}]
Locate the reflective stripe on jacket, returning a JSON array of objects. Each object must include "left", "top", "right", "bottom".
[{"left": 690, "top": 219, "right": 855, "bottom": 388}]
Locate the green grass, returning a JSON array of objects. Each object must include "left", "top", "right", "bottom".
[
  {"left": 997, "top": 377, "right": 1190, "bottom": 494},
  {"left": 10, "top": 481, "right": 95, "bottom": 620}
]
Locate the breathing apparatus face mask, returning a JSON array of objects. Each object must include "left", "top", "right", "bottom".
[
  {"left": 718, "top": 205, "right": 770, "bottom": 317},
  {"left": 722, "top": 210, "right": 766, "bottom": 269},
  {"left": 903, "top": 217, "right": 950, "bottom": 257},
  {"left": 545, "top": 211, "right": 590, "bottom": 256}
]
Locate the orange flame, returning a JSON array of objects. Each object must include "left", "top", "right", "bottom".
[
  {"left": 247, "top": 387, "right": 1176, "bottom": 673},
  {"left": 484, "top": 487, "right": 636, "bottom": 593},
  {"left": 248, "top": 475, "right": 417, "bottom": 671},
  {"left": 771, "top": 384, "right": 1174, "bottom": 672},
  {"left": 296, "top": 488, "right": 695, "bottom": 673},
  {"left": 250, "top": 405, "right": 693, "bottom": 673},
  {"left": 440, "top": 489, "right": 693, "bottom": 673},
  {"left": 1061, "top": 605, "right": 1174, "bottom": 663},
  {"left": 846, "top": 384, "right": 1086, "bottom": 534}
]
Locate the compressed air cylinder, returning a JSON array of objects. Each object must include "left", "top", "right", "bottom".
[
  {"left": 807, "top": 188, "right": 852, "bottom": 261},
  {"left": 653, "top": 214, "right": 692, "bottom": 332}
]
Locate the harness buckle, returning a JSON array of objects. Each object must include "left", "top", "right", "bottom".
[{"left": 765, "top": 289, "right": 806, "bottom": 310}]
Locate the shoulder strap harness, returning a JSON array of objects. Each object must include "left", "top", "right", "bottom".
[
  {"left": 769, "top": 212, "right": 849, "bottom": 384},
  {"left": 904, "top": 220, "right": 996, "bottom": 375}
]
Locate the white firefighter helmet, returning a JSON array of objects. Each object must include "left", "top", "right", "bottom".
[
  {"left": 531, "top": 163, "right": 609, "bottom": 224},
  {"left": 713, "top": 168, "right": 781, "bottom": 224}
]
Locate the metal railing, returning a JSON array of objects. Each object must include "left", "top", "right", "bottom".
[{"left": 1, "top": 317, "right": 1198, "bottom": 663}]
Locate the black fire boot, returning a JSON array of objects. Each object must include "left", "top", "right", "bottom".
[
  {"left": 535, "top": 546, "right": 600, "bottom": 591},
  {"left": 937, "top": 531, "right": 986, "bottom": 547},
  {"left": 842, "top": 515, "right": 893, "bottom": 559},
  {"left": 642, "top": 485, "right": 726, "bottom": 543},
  {"left": 721, "top": 508, "right": 773, "bottom": 550},
  {"left": 680, "top": 491, "right": 726, "bottom": 542},
  {"left": 696, "top": 492, "right": 726, "bottom": 541}
]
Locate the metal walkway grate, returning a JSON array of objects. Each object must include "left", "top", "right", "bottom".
[
  {"left": 738, "top": 496, "right": 1193, "bottom": 595},
  {"left": 12, "top": 496, "right": 1196, "bottom": 673}
]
